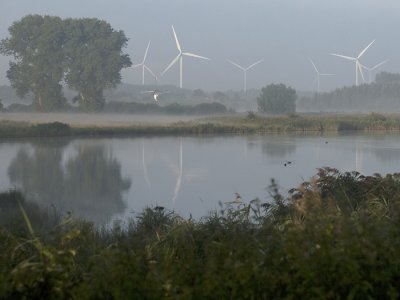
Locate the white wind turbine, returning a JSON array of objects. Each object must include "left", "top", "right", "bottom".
[
  {"left": 226, "top": 59, "right": 263, "bottom": 93},
  {"left": 162, "top": 25, "right": 210, "bottom": 88},
  {"left": 309, "top": 58, "right": 334, "bottom": 93},
  {"left": 330, "top": 40, "right": 375, "bottom": 86},
  {"left": 360, "top": 60, "right": 389, "bottom": 83},
  {"left": 132, "top": 41, "right": 157, "bottom": 85}
]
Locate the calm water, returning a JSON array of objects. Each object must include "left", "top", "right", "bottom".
[{"left": 1, "top": 133, "right": 400, "bottom": 223}]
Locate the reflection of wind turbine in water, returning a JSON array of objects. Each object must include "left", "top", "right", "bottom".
[
  {"left": 172, "top": 139, "right": 183, "bottom": 204},
  {"left": 142, "top": 141, "right": 151, "bottom": 189},
  {"left": 162, "top": 139, "right": 205, "bottom": 205}
]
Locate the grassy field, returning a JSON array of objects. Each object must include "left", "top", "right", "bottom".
[
  {"left": 1, "top": 168, "right": 400, "bottom": 299},
  {"left": 1, "top": 112, "right": 400, "bottom": 138}
]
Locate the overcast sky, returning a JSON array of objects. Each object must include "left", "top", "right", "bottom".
[{"left": 0, "top": 0, "right": 399, "bottom": 91}]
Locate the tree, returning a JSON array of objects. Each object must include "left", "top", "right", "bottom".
[
  {"left": 257, "top": 83, "right": 296, "bottom": 114},
  {"left": 63, "top": 18, "right": 131, "bottom": 111},
  {"left": 0, "top": 15, "right": 67, "bottom": 111},
  {"left": 0, "top": 15, "right": 131, "bottom": 112}
]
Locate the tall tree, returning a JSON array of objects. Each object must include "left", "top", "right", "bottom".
[
  {"left": 0, "top": 15, "right": 67, "bottom": 111},
  {"left": 63, "top": 18, "right": 132, "bottom": 111}
]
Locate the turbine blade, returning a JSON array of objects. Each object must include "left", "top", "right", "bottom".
[
  {"left": 371, "top": 59, "right": 389, "bottom": 70},
  {"left": 162, "top": 54, "right": 180, "bottom": 76},
  {"left": 141, "top": 90, "right": 156, "bottom": 94},
  {"left": 182, "top": 52, "right": 210, "bottom": 60},
  {"left": 357, "top": 62, "right": 366, "bottom": 82},
  {"left": 246, "top": 59, "right": 263, "bottom": 70},
  {"left": 132, "top": 64, "right": 142, "bottom": 68},
  {"left": 357, "top": 39, "right": 375, "bottom": 59},
  {"left": 172, "top": 25, "right": 181, "bottom": 53},
  {"left": 309, "top": 58, "right": 319, "bottom": 73},
  {"left": 330, "top": 53, "right": 357, "bottom": 61},
  {"left": 143, "top": 40, "right": 151, "bottom": 63},
  {"left": 226, "top": 59, "right": 245, "bottom": 70},
  {"left": 144, "top": 65, "right": 156, "bottom": 78},
  {"left": 358, "top": 62, "right": 368, "bottom": 70}
]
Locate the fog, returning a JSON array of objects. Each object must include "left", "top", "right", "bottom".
[{"left": 0, "top": 0, "right": 399, "bottom": 92}]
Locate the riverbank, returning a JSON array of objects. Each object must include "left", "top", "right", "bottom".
[
  {"left": 1, "top": 168, "right": 400, "bottom": 299},
  {"left": 1, "top": 112, "right": 400, "bottom": 138}
]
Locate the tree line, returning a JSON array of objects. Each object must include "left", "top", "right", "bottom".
[
  {"left": 298, "top": 72, "right": 400, "bottom": 113},
  {"left": 0, "top": 15, "right": 131, "bottom": 111}
]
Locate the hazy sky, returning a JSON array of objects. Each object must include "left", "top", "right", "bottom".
[{"left": 0, "top": 0, "right": 399, "bottom": 91}]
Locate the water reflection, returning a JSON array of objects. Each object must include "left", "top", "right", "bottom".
[
  {"left": 3, "top": 133, "right": 400, "bottom": 222},
  {"left": 8, "top": 140, "right": 131, "bottom": 224},
  {"left": 261, "top": 140, "right": 296, "bottom": 158}
]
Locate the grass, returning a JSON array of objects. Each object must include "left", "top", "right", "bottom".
[
  {"left": 1, "top": 169, "right": 400, "bottom": 298},
  {"left": 1, "top": 112, "right": 400, "bottom": 139}
]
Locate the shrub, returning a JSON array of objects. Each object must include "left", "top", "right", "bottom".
[{"left": 257, "top": 83, "right": 296, "bottom": 114}]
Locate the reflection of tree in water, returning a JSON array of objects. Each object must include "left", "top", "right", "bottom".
[
  {"left": 261, "top": 141, "right": 296, "bottom": 158},
  {"left": 8, "top": 140, "right": 65, "bottom": 207},
  {"left": 63, "top": 145, "right": 131, "bottom": 223},
  {"left": 8, "top": 140, "right": 131, "bottom": 224}
]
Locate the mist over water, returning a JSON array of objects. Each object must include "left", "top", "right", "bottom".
[{"left": 1, "top": 133, "right": 400, "bottom": 224}]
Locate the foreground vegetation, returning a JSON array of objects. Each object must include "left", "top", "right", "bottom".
[
  {"left": 1, "top": 168, "right": 400, "bottom": 299},
  {"left": 2, "top": 112, "right": 400, "bottom": 138}
]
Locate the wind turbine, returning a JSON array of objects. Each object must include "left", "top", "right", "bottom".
[
  {"left": 360, "top": 60, "right": 389, "bottom": 83},
  {"left": 162, "top": 25, "right": 210, "bottom": 88},
  {"left": 132, "top": 41, "right": 157, "bottom": 85},
  {"left": 309, "top": 58, "right": 334, "bottom": 93},
  {"left": 330, "top": 39, "right": 375, "bottom": 86},
  {"left": 226, "top": 59, "right": 263, "bottom": 93}
]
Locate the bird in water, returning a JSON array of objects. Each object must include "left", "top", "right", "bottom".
[{"left": 284, "top": 161, "right": 292, "bottom": 167}]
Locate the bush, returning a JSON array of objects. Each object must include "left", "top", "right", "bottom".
[{"left": 257, "top": 83, "right": 297, "bottom": 114}]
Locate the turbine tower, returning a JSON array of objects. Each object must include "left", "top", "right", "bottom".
[
  {"left": 226, "top": 59, "right": 263, "bottom": 93},
  {"left": 162, "top": 25, "right": 210, "bottom": 88},
  {"left": 361, "top": 60, "right": 389, "bottom": 83},
  {"left": 309, "top": 58, "right": 334, "bottom": 93},
  {"left": 330, "top": 39, "right": 375, "bottom": 86},
  {"left": 132, "top": 41, "right": 157, "bottom": 85}
]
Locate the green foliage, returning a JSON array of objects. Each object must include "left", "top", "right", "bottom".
[
  {"left": 0, "top": 15, "right": 67, "bottom": 111},
  {"left": 0, "top": 15, "right": 131, "bottom": 112},
  {"left": 2, "top": 169, "right": 400, "bottom": 298},
  {"left": 63, "top": 18, "right": 131, "bottom": 111},
  {"left": 257, "top": 83, "right": 297, "bottom": 114}
]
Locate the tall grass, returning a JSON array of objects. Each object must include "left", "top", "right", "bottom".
[
  {"left": 1, "top": 169, "right": 400, "bottom": 298},
  {"left": 1, "top": 113, "right": 400, "bottom": 139}
]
